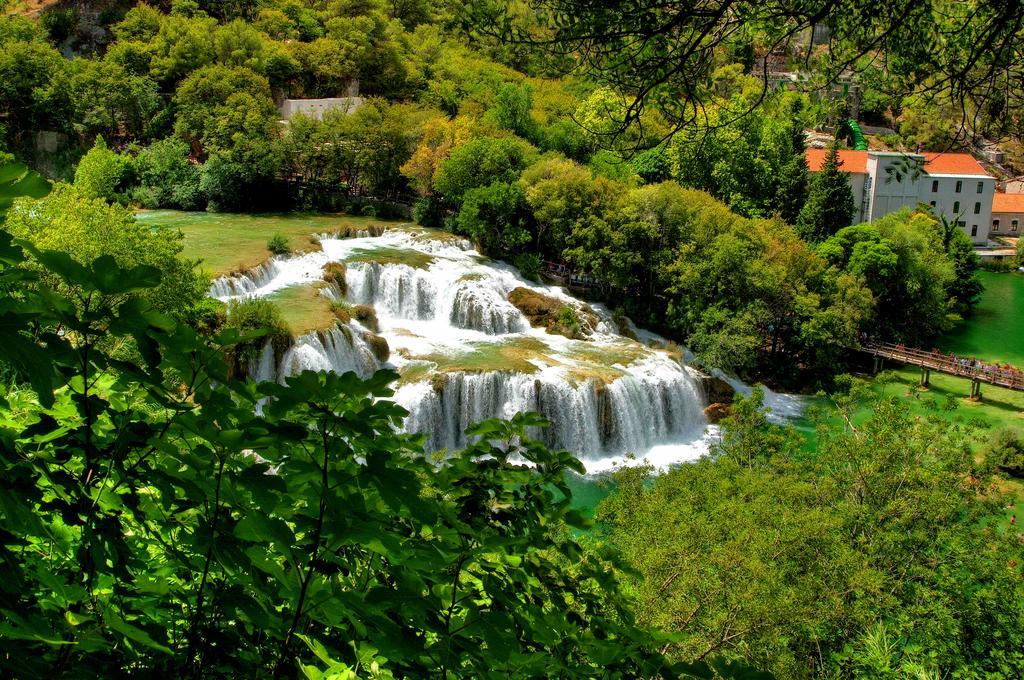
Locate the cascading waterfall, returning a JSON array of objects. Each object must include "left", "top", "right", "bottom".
[
  {"left": 248, "top": 325, "right": 381, "bottom": 385},
  {"left": 209, "top": 227, "right": 714, "bottom": 472}
]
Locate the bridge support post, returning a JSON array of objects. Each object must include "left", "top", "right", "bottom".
[
  {"left": 970, "top": 378, "right": 982, "bottom": 401},
  {"left": 920, "top": 367, "right": 930, "bottom": 387}
]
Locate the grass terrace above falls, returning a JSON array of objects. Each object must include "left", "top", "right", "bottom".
[{"left": 182, "top": 215, "right": 715, "bottom": 473}]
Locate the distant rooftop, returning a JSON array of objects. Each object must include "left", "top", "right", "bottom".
[
  {"left": 805, "top": 149, "right": 990, "bottom": 178},
  {"left": 993, "top": 193, "right": 1024, "bottom": 214}
]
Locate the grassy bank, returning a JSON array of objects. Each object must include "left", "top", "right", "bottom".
[{"left": 138, "top": 210, "right": 399, "bottom": 277}]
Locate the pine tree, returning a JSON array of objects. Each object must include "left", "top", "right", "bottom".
[
  {"left": 797, "top": 144, "right": 856, "bottom": 242},
  {"left": 773, "top": 152, "right": 809, "bottom": 225}
]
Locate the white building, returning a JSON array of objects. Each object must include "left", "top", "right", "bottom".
[{"left": 806, "top": 149, "right": 996, "bottom": 245}]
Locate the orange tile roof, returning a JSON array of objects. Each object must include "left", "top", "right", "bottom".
[
  {"left": 805, "top": 148, "right": 867, "bottom": 173},
  {"left": 993, "top": 192, "right": 1024, "bottom": 214},
  {"left": 921, "top": 152, "right": 989, "bottom": 176},
  {"left": 805, "top": 149, "right": 991, "bottom": 178}
]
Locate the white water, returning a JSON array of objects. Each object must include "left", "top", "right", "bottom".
[{"left": 211, "top": 227, "right": 728, "bottom": 473}]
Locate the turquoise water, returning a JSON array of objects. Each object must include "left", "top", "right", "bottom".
[{"left": 942, "top": 271, "right": 1024, "bottom": 365}]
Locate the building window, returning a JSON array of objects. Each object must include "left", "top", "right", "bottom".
[
  {"left": 955, "top": 180, "right": 963, "bottom": 192},
  {"left": 931, "top": 180, "right": 939, "bottom": 193},
  {"left": 953, "top": 201, "right": 960, "bottom": 213},
  {"left": 994, "top": 219, "right": 1001, "bottom": 231},
  {"left": 957, "top": 221, "right": 966, "bottom": 229},
  {"left": 971, "top": 225, "right": 978, "bottom": 236},
  {"left": 974, "top": 202, "right": 981, "bottom": 214},
  {"left": 1014, "top": 220, "right": 1020, "bottom": 232},
  {"left": 977, "top": 181, "right": 984, "bottom": 193}
]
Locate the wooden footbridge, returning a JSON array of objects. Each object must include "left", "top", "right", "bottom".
[{"left": 862, "top": 342, "right": 1024, "bottom": 399}]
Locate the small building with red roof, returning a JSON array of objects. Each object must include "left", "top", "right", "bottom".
[
  {"left": 805, "top": 149, "right": 996, "bottom": 245},
  {"left": 991, "top": 192, "right": 1024, "bottom": 237}
]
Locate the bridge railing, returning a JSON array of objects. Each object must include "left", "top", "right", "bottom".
[{"left": 863, "top": 342, "right": 1024, "bottom": 389}]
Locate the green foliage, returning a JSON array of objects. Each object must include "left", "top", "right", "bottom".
[
  {"left": 597, "top": 388, "right": 1024, "bottom": 678},
  {"left": 174, "top": 64, "right": 278, "bottom": 151},
  {"left": 984, "top": 428, "right": 1024, "bottom": 477},
  {"left": 454, "top": 181, "right": 533, "bottom": 256},
  {"left": 486, "top": 81, "right": 536, "bottom": 139},
  {"left": 0, "top": 235, "right": 680, "bottom": 677},
  {"left": 819, "top": 210, "right": 958, "bottom": 344},
  {"left": 412, "top": 196, "right": 445, "bottom": 227},
  {"left": 552, "top": 177, "right": 871, "bottom": 381},
  {"left": 511, "top": 252, "right": 541, "bottom": 281},
  {"left": 797, "top": 144, "right": 856, "bottom": 242},
  {"left": 433, "top": 136, "right": 538, "bottom": 202},
  {"left": 3, "top": 184, "right": 205, "bottom": 319},
  {"left": 133, "top": 137, "right": 204, "bottom": 210},
  {"left": 772, "top": 152, "right": 809, "bottom": 224},
  {"left": 670, "top": 86, "right": 808, "bottom": 217},
  {"left": 73, "top": 136, "right": 127, "bottom": 202},
  {"left": 0, "top": 25, "right": 72, "bottom": 135},
  {"left": 267, "top": 232, "right": 290, "bottom": 254},
  {"left": 39, "top": 7, "right": 77, "bottom": 43}
]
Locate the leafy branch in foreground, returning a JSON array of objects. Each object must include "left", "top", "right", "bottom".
[
  {"left": 0, "top": 230, "right": 743, "bottom": 677},
  {"left": 466, "top": 0, "right": 1024, "bottom": 145}
]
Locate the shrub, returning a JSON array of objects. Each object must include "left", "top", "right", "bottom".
[
  {"left": 40, "top": 7, "right": 77, "bottom": 42},
  {"left": 225, "top": 297, "right": 292, "bottom": 373},
  {"left": 413, "top": 196, "right": 445, "bottom": 227},
  {"left": 267, "top": 232, "right": 290, "bottom": 255},
  {"left": 512, "top": 252, "right": 541, "bottom": 281},
  {"left": 360, "top": 203, "right": 378, "bottom": 218},
  {"left": 985, "top": 428, "right": 1024, "bottom": 477}
]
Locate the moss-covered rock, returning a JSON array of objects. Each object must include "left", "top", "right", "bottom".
[
  {"left": 507, "top": 287, "right": 598, "bottom": 340},
  {"left": 347, "top": 246, "right": 434, "bottom": 270},
  {"left": 322, "top": 262, "right": 347, "bottom": 296},
  {"left": 701, "top": 375, "right": 736, "bottom": 404},
  {"left": 353, "top": 304, "right": 379, "bottom": 332},
  {"left": 361, "top": 330, "right": 390, "bottom": 362}
]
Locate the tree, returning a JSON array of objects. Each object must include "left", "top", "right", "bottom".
[
  {"left": 3, "top": 184, "right": 205, "bottom": 318},
  {"left": 73, "top": 136, "right": 128, "bottom": 202},
  {"left": 68, "top": 56, "right": 160, "bottom": 140},
  {"left": 520, "top": 155, "right": 617, "bottom": 255},
  {"left": 470, "top": 0, "right": 1024, "bottom": 144},
  {"left": 937, "top": 214, "right": 983, "bottom": 311},
  {"left": 597, "top": 387, "right": 1024, "bottom": 678},
  {"left": 487, "top": 81, "right": 536, "bottom": 140},
  {"left": 0, "top": 233, "right": 686, "bottom": 678},
  {"left": 433, "top": 135, "right": 537, "bottom": 202},
  {"left": 133, "top": 136, "right": 204, "bottom": 210},
  {"left": 455, "top": 180, "right": 533, "bottom": 255},
  {"left": 819, "top": 210, "right": 955, "bottom": 344},
  {"left": 797, "top": 144, "right": 855, "bottom": 242},
  {"left": 173, "top": 64, "right": 277, "bottom": 151},
  {"left": 0, "top": 29, "right": 71, "bottom": 136},
  {"left": 772, "top": 152, "right": 809, "bottom": 224}
]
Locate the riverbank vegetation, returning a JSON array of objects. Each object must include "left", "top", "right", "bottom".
[
  {"left": 0, "top": 3, "right": 987, "bottom": 385},
  {"left": 597, "top": 387, "right": 1024, "bottom": 678},
  {"left": 2, "top": 3, "right": 1023, "bottom": 678}
]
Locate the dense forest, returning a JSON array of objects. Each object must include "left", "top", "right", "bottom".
[{"left": 1, "top": 1, "right": 1023, "bottom": 678}]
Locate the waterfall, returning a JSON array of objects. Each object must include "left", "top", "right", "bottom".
[
  {"left": 394, "top": 355, "right": 707, "bottom": 459},
  {"left": 345, "top": 261, "right": 529, "bottom": 334},
  {"left": 212, "top": 227, "right": 716, "bottom": 472},
  {"left": 248, "top": 325, "right": 381, "bottom": 384},
  {"left": 346, "top": 262, "right": 438, "bottom": 320}
]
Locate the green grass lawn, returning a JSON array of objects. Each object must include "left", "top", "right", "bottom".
[
  {"left": 265, "top": 284, "right": 337, "bottom": 335},
  {"left": 136, "top": 210, "right": 401, "bottom": 277},
  {"left": 0, "top": 162, "right": 51, "bottom": 213}
]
